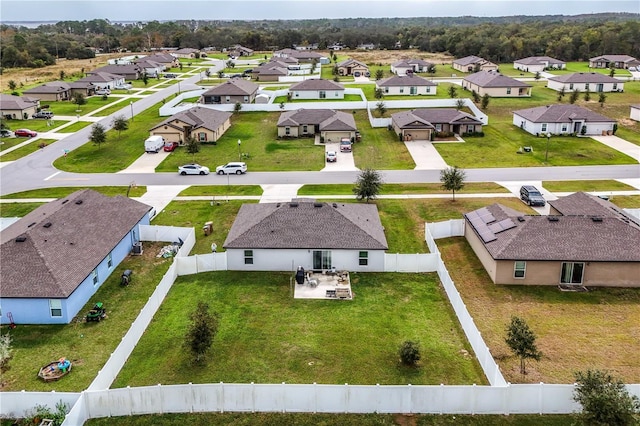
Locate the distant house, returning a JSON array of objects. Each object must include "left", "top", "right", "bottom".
[
  {"left": 0, "top": 189, "right": 152, "bottom": 324},
  {"left": 546, "top": 73, "right": 624, "bottom": 93},
  {"left": 253, "top": 63, "right": 289, "bottom": 82},
  {"left": 462, "top": 70, "right": 531, "bottom": 97},
  {"left": 0, "top": 94, "right": 39, "bottom": 120},
  {"left": 142, "top": 53, "right": 179, "bottom": 68},
  {"left": 452, "top": 55, "right": 498, "bottom": 73},
  {"left": 23, "top": 81, "right": 95, "bottom": 102},
  {"left": 228, "top": 45, "right": 254, "bottom": 57},
  {"left": 223, "top": 199, "right": 388, "bottom": 272},
  {"left": 200, "top": 79, "right": 259, "bottom": 104},
  {"left": 289, "top": 79, "right": 345, "bottom": 100},
  {"left": 464, "top": 192, "right": 640, "bottom": 287},
  {"left": 273, "top": 48, "right": 325, "bottom": 63},
  {"left": 89, "top": 64, "right": 143, "bottom": 80},
  {"left": 390, "top": 59, "right": 433, "bottom": 76},
  {"left": 337, "top": 59, "right": 369, "bottom": 77},
  {"left": 133, "top": 58, "right": 166, "bottom": 77},
  {"left": 172, "top": 48, "right": 200, "bottom": 59},
  {"left": 357, "top": 43, "right": 376, "bottom": 50},
  {"left": 631, "top": 104, "right": 640, "bottom": 122},
  {"left": 376, "top": 75, "right": 437, "bottom": 96},
  {"left": 149, "top": 106, "right": 232, "bottom": 144},
  {"left": 77, "top": 72, "right": 125, "bottom": 91},
  {"left": 513, "top": 56, "right": 566, "bottom": 73},
  {"left": 589, "top": 55, "right": 640, "bottom": 69},
  {"left": 512, "top": 104, "right": 616, "bottom": 136},
  {"left": 391, "top": 108, "right": 483, "bottom": 141},
  {"left": 277, "top": 108, "right": 357, "bottom": 142}
]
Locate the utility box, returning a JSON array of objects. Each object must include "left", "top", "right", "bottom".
[{"left": 203, "top": 221, "right": 213, "bottom": 236}]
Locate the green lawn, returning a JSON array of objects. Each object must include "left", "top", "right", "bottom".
[
  {"left": 542, "top": 180, "right": 637, "bottom": 192},
  {"left": 0, "top": 138, "right": 57, "bottom": 162},
  {"left": 1, "top": 186, "right": 147, "bottom": 199},
  {"left": 90, "top": 98, "right": 134, "bottom": 116},
  {"left": 544, "top": 61, "right": 632, "bottom": 77},
  {"left": 274, "top": 94, "right": 364, "bottom": 103},
  {"left": 1, "top": 136, "right": 30, "bottom": 152},
  {"left": 178, "top": 185, "right": 263, "bottom": 196},
  {"left": 352, "top": 111, "right": 415, "bottom": 170},
  {"left": 0, "top": 202, "right": 44, "bottom": 217},
  {"left": 58, "top": 121, "right": 92, "bottom": 132},
  {"left": 112, "top": 271, "right": 485, "bottom": 388},
  {"left": 2, "top": 119, "right": 69, "bottom": 133},
  {"left": 45, "top": 97, "right": 117, "bottom": 116},
  {"left": 298, "top": 182, "right": 509, "bottom": 196}
]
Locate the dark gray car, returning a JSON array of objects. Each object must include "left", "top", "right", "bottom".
[{"left": 520, "top": 185, "right": 546, "bottom": 206}]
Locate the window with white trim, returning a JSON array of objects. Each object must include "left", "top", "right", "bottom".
[
  {"left": 107, "top": 253, "right": 113, "bottom": 269},
  {"left": 49, "top": 299, "right": 62, "bottom": 317},
  {"left": 569, "top": 83, "right": 574, "bottom": 90},
  {"left": 285, "top": 127, "right": 290, "bottom": 135},
  {"left": 359, "top": 251, "right": 368, "bottom": 266},
  {"left": 561, "top": 124, "right": 568, "bottom": 132},
  {"left": 585, "top": 83, "right": 590, "bottom": 90},
  {"left": 561, "top": 262, "right": 584, "bottom": 284},
  {"left": 541, "top": 123, "right": 547, "bottom": 132},
  {"left": 92, "top": 269, "right": 98, "bottom": 286},
  {"left": 244, "top": 250, "right": 254, "bottom": 265},
  {"left": 198, "top": 132, "right": 207, "bottom": 142},
  {"left": 514, "top": 261, "right": 526, "bottom": 278},
  {"left": 613, "top": 83, "right": 618, "bottom": 90},
  {"left": 506, "top": 88, "right": 512, "bottom": 94}
]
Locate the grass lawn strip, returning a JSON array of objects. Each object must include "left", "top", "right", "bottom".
[
  {"left": 1, "top": 186, "right": 147, "bottom": 199},
  {"left": 177, "top": 185, "right": 263, "bottom": 196},
  {"left": 298, "top": 182, "right": 509, "bottom": 196},
  {"left": 542, "top": 180, "right": 637, "bottom": 192},
  {"left": 0, "top": 139, "right": 57, "bottom": 162},
  {"left": 0, "top": 202, "right": 45, "bottom": 217}
]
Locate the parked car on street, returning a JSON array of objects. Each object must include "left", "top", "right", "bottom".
[
  {"left": 178, "top": 164, "right": 210, "bottom": 175},
  {"left": 14, "top": 129, "right": 37, "bottom": 137},
  {"left": 114, "top": 83, "right": 132, "bottom": 90},
  {"left": 216, "top": 162, "right": 247, "bottom": 175},
  {"left": 95, "top": 88, "right": 111, "bottom": 95},
  {"left": 32, "top": 111, "right": 54, "bottom": 119},
  {"left": 520, "top": 185, "right": 546, "bottom": 206},
  {"left": 0, "top": 129, "right": 15, "bottom": 138},
  {"left": 164, "top": 73, "right": 177, "bottom": 78},
  {"left": 326, "top": 151, "right": 337, "bottom": 162},
  {"left": 164, "top": 141, "right": 179, "bottom": 152}
]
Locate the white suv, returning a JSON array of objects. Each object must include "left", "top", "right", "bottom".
[{"left": 216, "top": 162, "right": 247, "bottom": 175}]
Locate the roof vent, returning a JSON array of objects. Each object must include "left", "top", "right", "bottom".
[
  {"left": 517, "top": 216, "right": 525, "bottom": 222},
  {"left": 75, "top": 200, "right": 83, "bottom": 205},
  {"left": 289, "top": 202, "right": 298, "bottom": 207},
  {"left": 332, "top": 203, "right": 338, "bottom": 208},
  {"left": 591, "top": 216, "right": 603, "bottom": 222},
  {"left": 61, "top": 199, "right": 69, "bottom": 204},
  {"left": 313, "top": 202, "right": 323, "bottom": 208},
  {"left": 28, "top": 222, "right": 36, "bottom": 228},
  {"left": 15, "top": 236, "right": 27, "bottom": 243},
  {"left": 43, "top": 222, "right": 52, "bottom": 228},
  {"left": 548, "top": 216, "right": 559, "bottom": 222},
  {"left": 276, "top": 203, "right": 281, "bottom": 207}
]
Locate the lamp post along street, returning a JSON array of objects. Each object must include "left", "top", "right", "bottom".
[
  {"left": 545, "top": 132, "right": 551, "bottom": 162},
  {"left": 237, "top": 139, "right": 242, "bottom": 160},
  {"left": 130, "top": 101, "right": 134, "bottom": 121}
]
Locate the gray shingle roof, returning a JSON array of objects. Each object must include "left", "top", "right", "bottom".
[
  {"left": 548, "top": 72, "right": 621, "bottom": 84},
  {"left": 290, "top": 79, "right": 344, "bottom": 91},
  {"left": 377, "top": 75, "right": 436, "bottom": 87},
  {"left": 337, "top": 59, "right": 368, "bottom": 68},
  {"left": 0, "top": 189, "right": 151, "bottom": 298},
  {"left": 202, "top": 79, "right": 258, "bottom": 96},
  {"left": 513, "top": 104, "right": 615, "bottom": 123},
  {"left": 454, "top": 55, "right": 487, "bottom": 66},
  {"left": 277, "top": 109, "right": 356, "bottom": 131},
  {"left": 140, "top": 53, "right": 176, "bottom": 64},
  {"left": 223, "top": 200, "right": 388, "bottom": 250},
  {"left": 392, "top": 58, "right": 433, "bottom": 68},
  {"left": 465, "top": 193, "right": 640, "bottom": 262},
  {"left": 514, "top": 56, "right": 566, "bottom": 66},
  {"left": 24, "top": 81, "right": 71, "bottom": 94},
  {"left": 78, "top": 71, "right": 123, "bottom": 83},
  {"left": 464, "top": 70, "right": 531, "bottom": 88},
  {"left": 0, "top": 93, "right": 39, "bottom": 110},
  {"left": 589, "top": 55, "right": 637, "bottom": 63},
  {"left": 89, "top": 64, "right": 142, "bottom": 75},
  {"left": 392, "top": 108, "right": 482, "bottom": 128},
  {"left": 150, "top": 107, "right": 232, "bottom": 133}
]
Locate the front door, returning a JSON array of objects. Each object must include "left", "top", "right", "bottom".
[
  {"left": 596, "top": 83, "right": 604, "bottom": 92},
  {"left": 313, "top": 250, "right": 331, "bottom": 271}
]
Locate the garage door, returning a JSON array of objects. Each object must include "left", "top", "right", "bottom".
[
  {"left": 405, "top": 130, "right": 430, "bottom": 141},
  {"left": 324, "top": 132, "right": 351, "bottom": 143}
]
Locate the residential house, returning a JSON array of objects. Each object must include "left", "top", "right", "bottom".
[
  {"left": 589, "top": 55, "right": 640, "bottom": 69},
  {"left": 452, "top": 55, "right": 498, "bottom": 73},
  {"left": 357, "top": 43, "right": 377, "bottom": 50},
  {"left": 228, "top": 45, "right": 254, "bottom": 57},
  {"left": 253, "top": 62, "right": 289, "bottom": 82},
  {"left": 172, "top": 48, "right": 200, "bottom": 59},
  {"left": 289, "top": 79, "right": 345, "bottom": 100},
  {"left": 631, "top": 104, "right": 640, "bottom": 122},
  {"left": 0, "top": 94, "right": 39, "bottom": 120},
  {"left": 293, "top": 43, "right": 319, "bottom": 51},
  {"left": 513, "top": 56, "right": 566, "bottom": 73},
  {"left": 0, "top": 189, "right": 152, "bottom": 325},
  {"left": 273, "top": 48, "right": 325, "bottom": 63},
  {"left": 89, "top": 64, "right": 143, "bottom": 80},
  {"left": 149, "top": 106, "right": 232, "bottom": 144},
  {"left": 390, "top": 59, "right": 433, "bottom": 76},
  {"left": 200, "top": 79, "right": 259, "bottom": 104},
  {"left": 391, "top": 108, "right": 483, "bottom": 141},
  {"left": 337, "top": 59, "right": 369, "bottom": 77},
  {"left": 376, "top": 75, "right": 437, "bottom": 96},
  {"left": 512, "top": 104, "right": 615, "bottom": 136},
  {"left": 133, "top": 58, "right": 166, "bottom": 77},
  {"left": 277, "top": 108, "right": 357, "bottom": 142},
  {"left": 223, "top": 199, "right": 388, "bottom": 272},
  {"left": 464, "top": 192, "right": 640, "bottom": 287},
  {"left": 546, "top": 73, "right": 624, "bottom": 93},
  {"left": 143, "top": 53, "right": 179, "bottom": 68},
  {"left": 462, "top": 70, "right": 531, "bottom": 97},
  {"left": 327, "top": 43, "right": 345, "bottom": 51},
  {"left": 77, "top": 72, "right": 125, "bottom": 91},
  {"left": 23, "top": 81, "right": 95, "bottom": 102}
]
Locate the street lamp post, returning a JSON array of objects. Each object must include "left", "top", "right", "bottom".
[
  {"left": 545, "top": 132, "right": 551, "bottom": 162},
  {"left": 237, "top": 139, "right": 242, "bottom": 160},
  {"left": 130, "top": 101, "right": 134, "bottom": 121},
  {"left": 178, "top": 81, "right": 181, "bottom": 94}
]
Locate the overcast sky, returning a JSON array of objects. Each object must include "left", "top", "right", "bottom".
[{"left": 1, "top": 0, "right": 638, "bottom": 22}]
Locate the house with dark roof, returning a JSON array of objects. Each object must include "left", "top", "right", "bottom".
[
  {"left": 228, "top": 45, "right": 254, "bottom": 57},
  {"left": 200, "top": 79, "right": 259, "bottom": 104},
  {"left": 462, "top": 70, "right": 531, "bottom": 97},
  {"left": 277, "top": 109, "right": 357, "bottom": 142},
  {"left": 391, "top": 108, "right": 483, "bottom": 141},
  {"left": 376, "top": 75, "right": 437, "bottom": 96},
  {"left": 142, "top": 53, "right": 179, "bottom": 68},
  {"left": 589, "top": 55, "right": 639, "bottom": 69},
  {"left": 253, "top": 62, "right": 289, "bottom": 82},
  {"left": 0, "top": 94, "right": 39, "bottom": 120},
  {"left": 173, "top": 48, "right": 200, "bottom": 59},
  {"left": 0, "top": 189, "right": 152, "bottom": 324},
  {"left": 77, "top": 72, "right": 125, "bottom": 90},
  {"left": 337, "top": 59, "right": 369, "bottom": 77},
  {"left": 273, "top": 48, "right": 325, "bottom": 63},
  {"left": 452, "top": 55, "right": 498, "bottom": 73},
  {"left": 149, "top": 106, "right": 232, "bottom": 144},
  {"left": 546, "top": 73, "right": 624, "bottom": 93},
  {"left": 631, "top": 104, "right": 640, "bottom": 122},
  {"left": 513, "top": 104, "right": 616, "bottom": 136},
  {"left": 513, "top": 56, "right": 566, "bottom": 73},
  {"left": 390, "top": 59, "right": 433, "bottom": 76},
  {"left": 133, "top": 58, "right": 166, "bottom": 77},
  {"left": 464, "top": 192, "right": 640, "bottom": 287},
  {"left": 289, "top": 79, "right": 345, "bottom": 100},
  {"left": 223, "top": 199, "right": 388, "bottom": 272},
  {"left": 89, "top": 64, "right": 143, "bottom": 80},
  {"left": 23, "top": 80, "right": 95, "bottom": 101}
]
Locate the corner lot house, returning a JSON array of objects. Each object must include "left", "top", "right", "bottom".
[
  {"left": 0, "top": 189, "right": 151, "bottom": 325},
  {"left": 631, "top": 104, "right": 640, "bottom": 122},
  {"left": 462, "top": 70, "right": 531, "bottom": 97},
  {"left": 376, "top": 75, "right": 437, "bottom": 96},
  {"left": 337, "top": 59, "right": 369, "bottom": 77},
  {"left": 546, "top": 73, "right": 624, "bottom": 93},
  {"left": 589, "top": 55, "right": 640, "bottom": 69},
  {"left": 77, "top": 72, "right": 125, "bottom": 90},
  {"left": 391, "top": 108, "right": 483, "bottom": 140},
  {"left": 149, "top": 106, "right": 232, "bottom": 144},
  {"left": 452, "top": 55, "right": 498, "bottom": 73},
  {"left": 513, "top": 104, "right": 615, "bottom": 136},
  {"left": 277, "top": 109, "right": 357, "bottom": 141},
  {"left": 289, "top": 79, "right": 345, "bottom": 100},
  {"left": 513, "top": 56, "right": 566, "bottom": 72},
  {"left": 464, "top": 192, "right": 640, "bottom": 287},
  {"left": 391, "top": 59, "right": 433, "bottom": 75},
  {"left": 201, "top": 79, "right": 258, "bottom": 104},
  {"left": 23, "top": 81, "right": 95, "bottom": 101},
  {"left": 0, "top": 94, "right": 39, "bottom": 120},
  {"left": 223, "top": 199, "right": 388, "bottom": 272}
]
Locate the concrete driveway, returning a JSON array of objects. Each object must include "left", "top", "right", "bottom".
[
  {"left": 405, "top": 140, "right": 449, "bottom": 170},
  {"left": 496, "top": 180, "right": 558, "bottom": 215},
  {"left": 118, "top": 150, "right": 172, "bottom": 174},
  {"left": 321, "top": 143, "right": 358, "bottom": 171},
  {"left": 591, "top": 135, "right": 640, "bottom": 163}
]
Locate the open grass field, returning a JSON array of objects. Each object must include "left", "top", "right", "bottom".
[
  {"left": 1, "top": 186, "right": 147, "bottom": 199},
  {"left": 111, "top": 271, "right": 486, "bottom": 388},
  {"left": 0, "top": 138, "right": 58, "bottom": 162}
]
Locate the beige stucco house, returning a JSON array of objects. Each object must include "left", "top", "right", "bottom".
[
  {"left": 201, "top": 79, "right": 258, "bottom": 104},
  {"left": 23, "top": 81, "right": 95, "bottom": 102},
  {"left": 149, "top": 107, "right": 232, "bottom": 144},
  {"left": 452, "top": 55, "right": 498, "bottom": 73},
  {"left": 589, "top": 55, "right": 639, "bottom": 69},
  {"left": 337, "top": 59, "right": 369, "bottom": 77},
  {"left": 462, "top": 70, "right": 531, "bottom": 97},
  {"left": 0, "top": 94, "right": 39, "bottom": 120},
  {"left": 277, "top": 109, "right": 357, "bottom": 142},
  {"left": 391, "top": 108, "right": 483, "bottom": 141},
  {"left": 376, "top": 75, "right": 437, "bottom": 96}
]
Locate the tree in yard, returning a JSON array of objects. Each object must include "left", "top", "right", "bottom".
[
  {"left": 279, "top": 101, "right": 285, "bottom": 110},
  {"left": 480, "top": 93, "right": 490, "bottom": 110},
  {"left": 332, "top": 53, "right": 337, "bottom": 63},
  {"left": 59, "top": 70, "right": 66, "bottom": 80},
  {"left": 505, "top": 316, "right": 541, "bottom": 375},
  {"left": 569, "top": 89, "right": 580, "bottom": 104},
  {"left": 142, "top": 73, "right": 149, "bottom": 86},
  {"left": 598, "top": 92, "right": 607, "bottom": 107},
  {"left": 332, "top": 65, "right": 339, "bottom": 76},
  {"left": 609, "top": 68, "right": 616, "bottom": 78},
  {"left": 353, "top": 168, "right": 383, "bottom": 203},
  {"left": 226, "top": 60, "right": 235, "bottom": 69},
  {"left": 471, "top": 89, "right": 480, "bottom": 103},
  {"left": 184, "top": 302, "right": 219, "bottom": 364},
  {"left": 185, "top": 136, "right": 200, "bottom": 161},
  {"left": 205, "top": 69, "right": 211, "bottom": 78},
  {"left": 557, "top": 86, "right": 566, "bottom": 102},
  {"left": 534, "top": 71, "right": 541, "bottom": 81},
  {"left": 374, "top": 87, "right": 384, "bottom": 100},
  {"left": 111, "top": 115, "right": 129, "bottom": 140},
  {"left": 89, "top": 123, "right": 107, "bottom": 149},
  {"left": 399, "top": 341, "right": 421, "bottom": 366},
  {"left": 375, "top": 69, "right": 384, "bottom": 80},
  {"left": 375, "top": 101, "right": 387, "bottom": 117},
  {"left": 455, "top": 98, "right": 465, "bottom": 110},
  {"left": 179, "top": 62, "right": 183, "bottom": 71},
  {"left": 73, "top": 92, "right": 86, "bottom": 107},
  {"left": 234, "top": 102, "right": 242, "bottom": 114},
  {"left": 447, "top": 85, "right": 457, "bottom": 98},
  {"left": 217, "top": 70, "right": 224, "bottom": 78},
  {"left": 427, "top": 64, "right": 436, "bottom": 75},
  {"left": 311, "top": 58, "right": 318, "bottom": 73},
  {"left": 440, "top": 166, "right": 466, "bottom": 201},
  {"left": 583, "top": 87, "right": 591, "bottom": 102},
  {"left": 8, "top": 80, "right": 17, "bottom": 91},
  {"left": 573, "top": 369, "right": 639, "bottom": 426}
]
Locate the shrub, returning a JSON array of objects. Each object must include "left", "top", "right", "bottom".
[
  {"left": 399, "top": 340, "right": 421, "bottom": 366},
  {"left": 463, "top": 131, "right": 484, "bottom": 137}
]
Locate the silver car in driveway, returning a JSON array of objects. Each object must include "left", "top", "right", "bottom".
[{"left": 178, "top": 164, "right": 210, "bottom": 175}]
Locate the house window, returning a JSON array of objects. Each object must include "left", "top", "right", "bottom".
[
  {"left": 585, "top": 83, "right": 589, "bottom": 90},
  {"left": 107, "top": 253, "right": 113, "bottom": 269},
  {"left": 198, "top": 132, "right": 207, "bottom": 142},
  {"left": 285, "top": 127, "right": 290, "bottom": 135},
  {"left": 225, "top": 96, "right": 230, "bottom": 102},
  {"left": 613, "top": 83, "right": 618, "bottom": 90},
  {"left": 313, "top": 250, "right": 332, "bottom": 270},
  {"left": 541, "top": 123, "right": 547, "bottom": 132},
  {"left": 384, "top": 87, "right": 389, "bottom": 94},
  {"left": 514, "top": 261, "right": 526, "bottom": 278},
  {"left": 561, "top": 262, "right": 584, "bottom": 284},
  {"left": 569, "top": 83, "right": 574, "bottom": 90},
  {"left": 410, "top": 86, "right": 417, "bottom": 95},
  {"left": 399, "top": 88, "right": 404, "bottom": 94},
  {"left": 435, "top": 124, "right": 442, "bottom": 132},
  {"left": 506, "top": 88, "right": 512, "bottom": 94},
  {"left": 295, "top": 92, "right": 299, "bottom": 97},
  {"left": 319, "top": 91, "right": 326, "bottom": 99},
  {"left": 49, "top": 299, "right": 62, "bottom": 317},
  {"left": 302, "top": 125, "right": 308, "bottom": 133},
  {"left": 92, "top": 269, "right": 99, "bottom": 286},
  {"left": 561, "top": 124, "right": 568, "bottom": 132},
  {"left": 426, "top": 87, "right": 431, "bottom": 93},
  {"left": 244, "top": 250, "right": 254, "bottom": 265},
  {"left": 359, "top": 251, "right": 368, "bottom": 266},
  {"left": 244, "top": 96, "right": 248, "bottom": 102}
]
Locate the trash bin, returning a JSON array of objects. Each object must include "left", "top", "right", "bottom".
[
  {"left": 121, "top": 269, "right": 132, "bottom": 286},
  {"left": 203, "top": 221, "right": 213, "bottom": 236}
]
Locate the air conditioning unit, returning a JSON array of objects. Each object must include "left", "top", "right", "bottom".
[{"left": 132, "top": 242, "right": 143, "bottom": 255}]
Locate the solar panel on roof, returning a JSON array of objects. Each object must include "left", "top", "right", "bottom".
[{"left": 488, "top": 218, "right": 516, "bottom": 234}]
